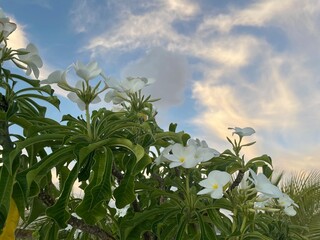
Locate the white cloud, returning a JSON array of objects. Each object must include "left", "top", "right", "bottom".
[
  {"left": 122, "top": 47, "right": 190, "bottom": 108},
  {"left": 73, "top": 0, "right": 320, "bottom": 172}
]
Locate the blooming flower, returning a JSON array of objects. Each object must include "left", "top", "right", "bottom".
[
  {"left": 154, "top": 145, "right": 173, "bottom": 166},
  {"left": 73, "top": 61, "right": 102, "bottom": 82},
  {"left": 41, "top": 70, "right": 69, "bottom": 87},
  {"left": 120, "top": 77, "right": 155, "bottom": 93},
  {"left": 229, "top": 127, "right": 255, "bottom": 137},
  {"left": 283, "top": 206, "right": 297, "bottom": 216},
  {"left": 254, "top": 194, "right": 272, "bottom": 209},
  {"left": 17, "top": 43, "right": 43, "bottom": 79},
  {"left": 104, "top": 89, "right": 127, "bottom": 105},
  {"left": 163, "top": 143, "right": 198, "bottom": 168},
  {"left": 0, "top": 8, "right": 17, "bottom": 38},
  {"left": 188, "top": 138, "right": 220, "bottom": 163},
  {"left": 197, "top": 170, "right": 231, "bottom": 199},
  {"left": 278, "top": 193, "right": 298, "bottom": 216},
  {"left": 103, "top": 77, "right": 155, "bottom": 105},
  {"left": 248, "top": 169, "right": 283, "bottom": 198}
]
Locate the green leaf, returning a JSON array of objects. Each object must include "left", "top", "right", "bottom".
[
  {"left": 23, "top": 146, "right": 75, "bottom": 196},
  {"left": 76, "top": 147, "right": 113, "bottom": 224},
  {"left": 120, "top": 203, "right": 178, "bottom": 240},
  {"left": 46, "top": 162, "right": 80, "bottom": 228},
  {"left": 243, "top": 231, "right": 273, "bottom": 240},
  {"left": 79, "top": 138, "right": 144, "bottom": 164},
  {"left": 132, "top": 154, "right": 151, "bottom": 175},
  {"left": 114, "top": 174, "right": 135, "bottom": 209},
  {"left": 245, "top": 154, "right": 273, "bottom": 170},
  {"left": 0, "top": 166, "right": 14, "bottom": 231},
  {"left": 10, "top": 73, "right": 40, "bottom": 87}
]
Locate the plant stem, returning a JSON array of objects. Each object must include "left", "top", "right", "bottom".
[{"left": 85, "top": 103, "right": 92, "bottom": 139}]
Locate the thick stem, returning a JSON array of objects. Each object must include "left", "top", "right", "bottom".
[
  {"left": 227, "top": 170, "right": 245, "bottom": 193},
  {"left": 38, "top": 190, "right": 115, "bottom": 240}
]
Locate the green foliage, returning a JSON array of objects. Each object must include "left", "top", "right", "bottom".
[{"left": 1, "top": 13, "right": 318, "bottom": 240}]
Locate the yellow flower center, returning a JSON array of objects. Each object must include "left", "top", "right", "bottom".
[
  {"left": 212, "top": 183, "right": 219, "bottom": 189},
  {"left": 179, "top": 157, "right": 185, "bottom": 163}
]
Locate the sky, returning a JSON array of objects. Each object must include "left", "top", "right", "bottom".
[{"left": 1, "top": 0, "right": 320, "bottom": 173}]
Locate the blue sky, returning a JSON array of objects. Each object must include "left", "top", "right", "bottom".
[{"left": 2, "top": 0, "right": 320, "bottom": 172}]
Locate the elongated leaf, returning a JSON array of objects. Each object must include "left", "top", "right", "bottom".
[
  {"left": 0, "top": 167, "right": 14, "bottom": 231},
  {"left": 46, "top": 162, "right": 80, "bottom": 228},
  {"left": 114, "top": 173, "right": 135, "bottom": 209},
  {"left": 132, "top": 154, "right": 151, "bottom": 175},
  {"left": 76, "top": 147, "right": 113, "bottom": 224},
  {"left": 24, "top": 146, "right": 75, "bottom": 196}
]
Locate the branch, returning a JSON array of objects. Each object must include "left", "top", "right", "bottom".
[
  {"left": 227, "top": 170, "right": 245, "bottom": 193},
  {"left": 38, "top": 190, "right": 116, "bottom": 240}
]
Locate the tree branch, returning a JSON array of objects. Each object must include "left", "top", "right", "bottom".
[{"left": 38, "top": 190, "right": 116, "bottom": 240}]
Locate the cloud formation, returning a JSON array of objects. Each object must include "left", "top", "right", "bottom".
[{"left": 69, "top": 0, "right": 320, "bottom": 171}]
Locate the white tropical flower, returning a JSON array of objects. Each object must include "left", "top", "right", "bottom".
[
  {"left": 248, "top": 169, "right": 283, "bottom": 198},
  {"left": 283, "top": 205, "right": 297, "bottom": 216},
  {"left": 197, "top": 170, "right": 231, "bottom": 199},
  {"left": 278, "top": 194, "right": 298, "bottom": 208},
  {"left": 104, "top": 89, "right": 126, "bottom": 105},
  {"left": 41, "top": 70, "right": 69, "bottom": 88},
  {"left": 154, "top": 145, "right": 173, "bottom": 166},
  {"left": 254, "top": 194, "right": 272, "bottom": 209},
  {"left": 120, "top": 77, "right": 155, "bottom": 93},
  {"left": 229, "top": 127, "right": 255, "bottom": 137},
  {"left": 0, "top": 8, "right": 16, "bottom": 38},
  {"left": 188, "top": 138, "right": 220, "bottom": 163},
  {"left": 164, "top": 143, "right": 198, "bottom": 168},
  {"left": 73, "top": 61, "right": 102, "bottom": 82},
  {"left": 17, "top": 43, "right": 43, "bottom": 79},
  {"left": 278, "top": 193, "right": 298, "bottom": 216}
]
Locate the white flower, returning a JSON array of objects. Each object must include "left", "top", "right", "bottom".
[
  {"left": 67, "top": 92, "right": 101, "bottom": 111},
  {"left": 188, "top": 138, "right": 219, "bottom": 163},
  {"left": 120, "top": 77, "right": 155, "bottom": 93},
  {"left": 278, "top": 193, "right": 298, "bottom": 216},
  {"left": 197, "top": 170, "right": 231, "bottom": 199},
  {"left": 17, "top": 43, "right": 43, "bottom": 78},
  {"left": 164, "top": 143, "right": 198, "bottom": 168},
  {"left": 154, "top": 145, "right": 173, "bottom": 166},
  {"left": 229, "top": 127, "right": 255, "bottom": 137},
  {"left": 73, "top": 61, "right": 102, "bottom": 81},
  {"left": 254, "top": 194, "right": 272, "bottom": 209},
  {"left": 283, "top": 205, "right": 297, "bottom": 216},
  {"left": 41, "top": 70, "right": 68, "bottom": 86},
  {"left": 104, "top": 89, "right": 126, "bottom": 105},
  {"left": 278, "top": 194, "right": 298, "bottom": 208},
  {"left": 0, "top": 8, "right": 16, "bottom": 38},
  {"left": 248, "top": 169, "right": 283, "bottom": 198}
]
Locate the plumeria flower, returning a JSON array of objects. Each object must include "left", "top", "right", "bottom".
[
  {"left": 197, "top": 170, "right": 231, "bottom": 199},
  {"left": 73, "top": 61, "right": 102, "bottom": 82},
  {"left": 16, "top": 43, "right": 43, "bottom": 78},
  {"left": 163, "top": 143, "right": 198, "bottom": 168},
  {"left": 104, "top": 76, "right": 155, "bottom": 105},
  {"left": 0, "top": 8, "right": 17, "bottom": 38},
  {"left": 154, "top": 145, "right": 173, "bottom": 166},
  {"left": 120, "top": 77, "right": 155, "bottom": 93},
  {"left": 254, "top": 194, "right": 272, "bottom": 209},
  {"left": 283, "top": 206, "right": 297, "bottom": 216},
  {"left": 248, "top": 169, "right": 283, "bottom": 198},
  {"left": 104, "top": 89, "right": 127, "bottom": 105},
  {"left": 66, "top": 80, "right": 101, "bottom": 110},
  {"left": 41, "top": 61, "right": 107, "bottom": 110},
  {"left": 229, "top": 127, "right": 255, "bottom": 137},
  {"left": 278, "top": 193, "right": 299, "bottom": 216},
  {"left": 188, "top": 138, "right": 220, "bottom": 163},
  {"left": 41, "top": 70, "right": 70, "bottom": 89}
]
